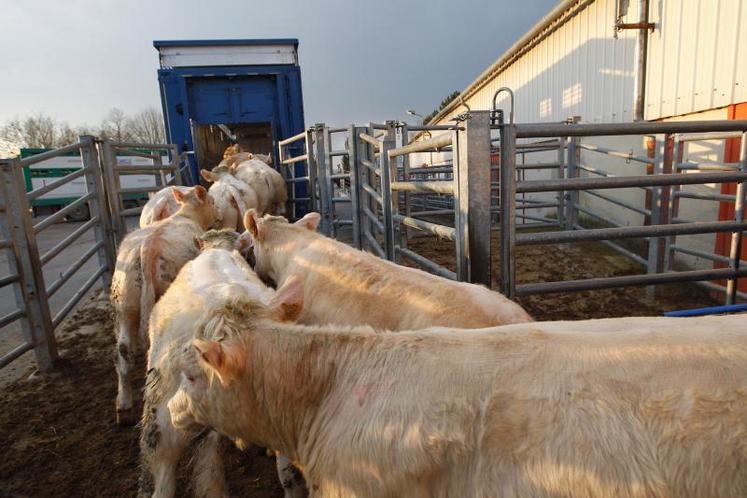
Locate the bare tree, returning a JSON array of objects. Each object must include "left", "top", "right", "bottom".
[
  {"left": 22, "top": 114, "right": 58, "bottom": 148},
  {"left": 127, "top": 107, "right": 165, "bottom": 144},
  {"left": 100, "top": 107, "right": 131, "bottom": 142}
]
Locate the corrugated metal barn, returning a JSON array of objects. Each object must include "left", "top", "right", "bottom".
[
  {"left": 426, "top": 0, "right": 746, "bottom": 281},
  {"left": 430, "top": 0, "right": 747, "bottom": 125}
]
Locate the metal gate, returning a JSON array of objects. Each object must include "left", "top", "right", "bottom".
[{"left": 0, "top": 137, "right": 186, "bottom": 372}]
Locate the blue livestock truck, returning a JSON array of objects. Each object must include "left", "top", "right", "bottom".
[{"left": 153, "top": 39, "right": 306, "bottom": 183}]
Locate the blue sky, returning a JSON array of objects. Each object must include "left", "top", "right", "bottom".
[{"left": 1, "top": 0, "right": 557, "bottom": 127}]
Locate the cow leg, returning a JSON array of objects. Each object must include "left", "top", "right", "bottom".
[
  {"left": 276, "top": 453, "right": 307, "bottom": 498},
  {"left": 115, "top": 311, "right": 139, "bottom": 426},
  {"left": 192, "top": 430, "right": 229, "bottom": 498},
  {"left": 139, "top": 393, "right": 190, "bottom": 498}
]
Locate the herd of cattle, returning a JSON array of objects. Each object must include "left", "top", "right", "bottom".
[{"left": 108, "top": 146, "right": 747, "bottom": 497}]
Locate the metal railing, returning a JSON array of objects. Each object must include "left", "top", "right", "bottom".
[
  {"left": 278, "top": 129, "right": 315, "bottom": 220},
  {"left": 0, "top": 136, "right": 115, "bottom": 371},
  {"left": 100, "top": 140, "right": 188, "bottom": 246},
  {"left": 498, "top": 119, "right": 747, "bottom": 302},
  {"left": 0, "top": 136, "right": 185, "bottom": 372}
]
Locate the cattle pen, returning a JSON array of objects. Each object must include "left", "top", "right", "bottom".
[{"left": 1, "top": 108, "right": 745, "bottom": 496}]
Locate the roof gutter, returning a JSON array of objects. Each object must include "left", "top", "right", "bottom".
[{"left": 427, "top": 0, "right": 594, "bottom": 125}]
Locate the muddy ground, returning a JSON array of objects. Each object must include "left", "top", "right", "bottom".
[{"left": 0, "top": 239, "right": 716, "bottom": 497}]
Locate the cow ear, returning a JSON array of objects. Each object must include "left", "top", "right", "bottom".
[
  {"left": 243, "top": 209, "right": 261, "bottom": 239},
  {"left": 154, "top": 198, "right": 172, "bottom": 221},
  {"left": 269, "top": 274, "right": 304, "bottom": 322},
  {"left": 172, "top": 187, "right": 185, "bottom": 204},
  {"left": 294, "top": 212, "right": 321, "bottom": 231},
  {"left": 194, "top": 185, "right": 208, "bottom": 202},
  {"left": 200, "top": 169, "right": 216, "bottom": 183},
  {"left": 193, "top": 339, "right": 244, "bottom": 385}
]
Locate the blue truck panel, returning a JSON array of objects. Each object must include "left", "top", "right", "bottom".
[{"left": 153, "top": 39, "right": 306, "bottom": 188}]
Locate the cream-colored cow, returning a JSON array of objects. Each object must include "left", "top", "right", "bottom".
[
  {"left": 111, "top": 186, "right": 218, "bottom": 426},
  {"left": 243, "top": 210, "right": 533, "bottom": 329},
  {"left": 242, "top": 209, "right": 531, "bottom": 496},
  {"left": 138, "top": 230, "right": 303, "bottom": 498},
  {"left": 170, "top": 313, "right": 747, "bottom": 498},
  {"left": 199, "top": 166, "right": 259, "bottom": 231},
  {"left": 231, "top": 159, "right": 287, "bottom": 215},
  {"left": 139, "top": 186, "right": 192, "bottom": 228}
]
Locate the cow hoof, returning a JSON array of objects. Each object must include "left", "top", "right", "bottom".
[{"left": 117, "top": 408, "right": 137, "bottom": 427}]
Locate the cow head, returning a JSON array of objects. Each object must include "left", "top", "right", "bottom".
[{"left": 172, "top": 185, "right": 220, "bottom": 229}]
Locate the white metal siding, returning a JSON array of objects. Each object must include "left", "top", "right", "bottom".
[
  {"left": 645, "top": 0, "right": 747, "bottom": 120},
  {"left": 435, "top": 0, "right": 746, "bottom": 127},
  {"left": 437, "top": 0, "right": 638, "bottom": 125}
]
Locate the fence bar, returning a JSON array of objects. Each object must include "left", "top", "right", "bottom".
[
  {"left": 18, "top": 141, "right": 85, "bottom": 167},
  {"left": 395, "top": 246, "right": 457, "bottom": 280},
  {"left": 118, "top": 185, "right": 163, "bottom": 196},
  {"left": 111, "top": 141, "right": 175, "bottom": 150},
  {"left": 581, "top": 189, "right": 651, "bottom": 216},
  {"left": 515, "top": 120, "right": 747, "bottom": 138},
  {"left": 577, "top": 143, "right": 651, "bottom": 164},
  {"left": 390, "top": 181, "right": 454, "bottom": 195},
  {"left": 361, "top": 158, "right": 379, "bottom": 174},
  {"left": 727, "top": 132, "right": 747, "bottom": 304},
  {"left": 454, "top": 111, "right": 491, "bottom": 285},
  {"left": 499, "top": 123, "right": 518, "bottom": 297},
  {"left": 52, "top": 265, "right": 107, "bottom": 328},
  {"left": 518, "top": 171, "right": 747, "bottom": 193},
  {"left": 676, "top": 131, "right": 742, "bottom": 142},
  {"left": 281, "top": 154, "right": 309, "bottom": 165},
  {"left": 411, "top": 209, "right": 455, "bottom": 216},
  {"left": 394, "top": 214, "right": 456, "bottom": 240},
  {"left": 1, "top": 160, "right": 57, "bottom": 370},
  {"left": 670, "top": 244, "right": 744, "bottom": 265},
  {"left": 80, "top": 137, "right": 114, "bottom": 289},
  {"left": 379, "top": 123, "right": 396, "bottom": 260},
  {"left": 361, "top": 183, "right": 383, "bottom": 205},
  {"left": 347, "top": 125, "right": 362, "bottom": 249},
  {"left": 359, "top": 133, "right": 381, "bottom": 149},
  {"left": 694, "top": 280, "right": 747, "bottom": 302},
  {"left": 598, "top": 239, "right": 648, "bottom": 267},
  {"left": 0, "top": 308, "right": 25, "bottom": 329},
  {"left": 0, "top": 272, "right": 20, "bottom": 287},
  {"left": 32, "top": 193, "right": 95, "bottom": 233},
  {"left": 362, "top": 206, "right": 385, "bottom": 234},
  {"left": 40, "top": 216, "right": 99, "bottom": 265},
  {"left": 363, "top": 231, "right": 386, "bottom": 259},
  {"left": 519, "top": 220, "right": 747, "bottom": 246},
  {"left": 27, "top": 168, "right": 89, "bottom": 201},
  {"left": 45, "top": 241, "right": 103, "bottom": 297},
  {"left": 675, "top": 191, "right": 736, "bottom": 202},
  {"left": 516, "top": 162, "right": 561, "bottom": 170},
  {"left": 407, "top": 166, "right": 453, "bottom": 175},
  {"left": 321, "top": 126, "right": 335, "bottom": 237},
  {"left": 113, "top": 165, "right": 177, "bottom": 173},
  {"left": 388, "top": 134, "right": 452, "bottom": 158},
  {"left": 278, "top": 130, "right": 308, "bottom": 146},
  {"left": 0, "top": 342, "right": 34, "bottom": 370},
  {"left": 516, "top": 267, "right": 747, "bottom": 296}
]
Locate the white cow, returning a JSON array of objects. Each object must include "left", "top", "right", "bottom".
[
  {"left": 139, "top": 186, "right": 192, "bottom": 228},
  {"left": 231, "top": 159, "right": 287, "bottom": 215},
  {"left": 243, "top": 210, "right": 533, "bottom": 329},
  {"left": 111, "top": 186, "right": 218, "bottom": 426},
  {"left": 199, "top": 166, "right": 259, "bottom": 231},
  {"left": 138, "top": 229, "right": 303, "bottom": 498},
  {"left": 170, "top": 314, "right": 747, "bottom": 498}
]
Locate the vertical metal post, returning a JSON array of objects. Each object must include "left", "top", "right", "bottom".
[
  {"left": 170, "top": 145, "right": 184, "bottom": 186},
  {"left": 379, "top": 123, "right": 396, "bottom": 261},
  {"left": 305, "top": 128, "right": 318, "bottom": 214},
  {"left": 347, "top": 125, "right": 362, "bottom": 249},
  {"left": 313, "top": 125, "right": 332, "bottom": 235},
  {"left": 101, "top": 140, "right": 125, "bottom": 247},
  {"left": 1, "top": 159, "right": 57, "bottom": 371},
  {"left": 80, "top": 136, "right": 115, "bottom": 289},
  {"left": 646, "top": 136, "right": 663, "bottom": 299},
  {"left": 726, "top": 132, "right": 747, "bottom": 304},
  {"left": 565, "top": 136, "right": 580, "bottom": 230},
  {"left": 154, "top": 152, "right": 165, "bottom": 187},
  {"left": 397, "top": 123, "right": 413, "bottom": 244},
  {"left": 664, "top": 137, "right": 684, "bottom": 272},
  {"left": 455, "top": 111, "right": 492, "bottom": 286},
  {"left": 499, "top": 123, "right": 518, "bottom": 297},
  {"left": 322, "top": 126, "right": 336, "bottom": 238},
  {"left": 556, "top": 137, "right": 566, "bottom": 226}
]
